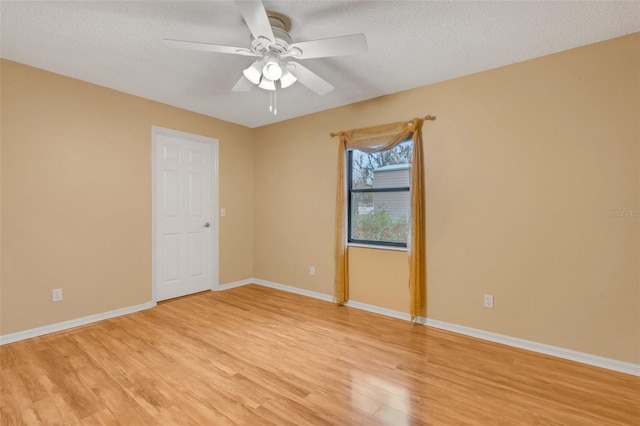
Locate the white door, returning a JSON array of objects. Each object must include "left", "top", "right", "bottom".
[{"left": 152, "top": 127, "right": 219, "bottom": 302}]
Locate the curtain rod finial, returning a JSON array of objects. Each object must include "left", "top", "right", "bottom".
[{"left": 424, "top": 115, "right": 436, "bottom": 121}]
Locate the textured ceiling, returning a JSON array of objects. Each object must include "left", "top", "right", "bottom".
[{"left": 1, "top": 1, "right": 639, "bottom": 128}]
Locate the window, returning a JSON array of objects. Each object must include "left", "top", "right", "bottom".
[{"left": 348, "top": 140, "right": 413, "bottom": 247}]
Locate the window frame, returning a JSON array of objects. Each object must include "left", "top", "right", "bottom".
[{"left": 347, "top": 149, "right": 411, "bottom": 248}]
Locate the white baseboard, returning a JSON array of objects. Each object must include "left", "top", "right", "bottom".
[
  {"left": 218, "top": 278, "right": 639, "bottom": 377},
  {"left": 344, "top": 300, "right": 412, "bottom": 322},
  {"left": 215, "top": 278, "right": 254, "bottom": 291},
  {"left": 418, "top": 317, "right": 640, "bottom": 377},
  {"left": 7, "top": 279, "right": 636, "bottom": 376},
  {"left": 0, "top": 301, "right": 156, "bottom": 346},
  {"left": 252, "top": 278, "right": 334, "bottom": 302}
]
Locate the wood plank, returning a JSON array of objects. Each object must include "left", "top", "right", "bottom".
[{"left": 1, "top": 284, "right": 638, "bottom": 425}]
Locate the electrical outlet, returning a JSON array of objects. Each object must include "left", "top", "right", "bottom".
[
  {"left": 52, "top": 288, "right": 63, "bottom": 302},
  {"left": 483, "top": 294, "right": 494, "bottom": 309},
  {"left": 309, "top": 266, "right": 316, "bottom": 276}
]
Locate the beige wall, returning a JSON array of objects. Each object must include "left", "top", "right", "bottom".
[
  {"left": 0, "top": 60, "right": 254, "bottom": 335},
  {"left": 2, "top": 34, "right": 638, "bottom": 365},
  {"left": 348, "top": 247, "right": 409, "bottom": 312},
  {"left": 254, "top": 34, "right": 640, "bottom": 364},
  {"left": 0, "top": 62, "right": 3, "bottom": 333}
]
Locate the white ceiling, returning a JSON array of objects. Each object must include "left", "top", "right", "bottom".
[{"left": 1, "top": 1, "right": 639, "bottom": 128}]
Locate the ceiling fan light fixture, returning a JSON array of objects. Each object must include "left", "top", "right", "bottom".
[
  {"left": 258, "top": 77, "right": 276, "bottom": 91},
  {"left": 262, "top": 60, "right": 283, "bottom": 81},
  {"left": 279, "top": 70, "right": 297, "bottom": 88},
  {"left": 243, "top": 61, "right": 263, "bottom": 85}
]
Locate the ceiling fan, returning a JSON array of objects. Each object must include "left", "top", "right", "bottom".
[{"left": 164, "top": 0, "right": 368, "bottom": 96}]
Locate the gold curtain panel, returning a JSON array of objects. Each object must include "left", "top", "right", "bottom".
[{"left": 332, "top": 116, "right": 434, "bottom": 319}]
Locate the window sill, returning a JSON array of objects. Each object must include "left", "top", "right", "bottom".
[{"left": 348, "top": 243, "right": 407, "bottom": 252}]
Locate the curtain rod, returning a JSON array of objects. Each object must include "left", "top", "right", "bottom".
[{"left": 330, "top": 115, "right": 436, "bottom": 138}]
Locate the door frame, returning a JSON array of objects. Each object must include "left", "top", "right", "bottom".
[{"left": 151, "top": 126, "right": 220, "bottom": 303}]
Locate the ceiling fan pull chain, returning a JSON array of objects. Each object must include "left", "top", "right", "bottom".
[
  {"left": 269, "top": 90, "right": 273, "bottom": 112},
  {"left": 274, "top": 84, "right": 277, "bottom": 115}
]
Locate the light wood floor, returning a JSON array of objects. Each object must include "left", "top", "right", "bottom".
[{"left": 1, "top": 285, "right": 638, "bottom": 425}]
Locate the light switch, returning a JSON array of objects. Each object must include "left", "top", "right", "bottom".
[{"left": 220, "top": 208, "right": 226, "bottom": 217}]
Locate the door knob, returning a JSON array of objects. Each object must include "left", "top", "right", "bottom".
[{"left": 204, "top": 222, "right": 211, "bottom": 228}]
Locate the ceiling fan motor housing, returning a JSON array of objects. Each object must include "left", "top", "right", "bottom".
[{"left": 250, "top": 14, "right": 292, "bottom": 54}]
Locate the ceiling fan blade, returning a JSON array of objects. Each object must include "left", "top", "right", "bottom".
[
  {"left": 286, "top": 34, "right": 367, "bottom": 59},
  {"left": 235, "top": 0, "right": 275, "bottom": 44},
  {"left": 164, "top": 39, "right": 258, "bottom": 56},
  {"left": 232, "top": 75, "right": 255, "bottom": 92},
  {"left": 287, "top": 62, "right": 334, "bottom": 96}
]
